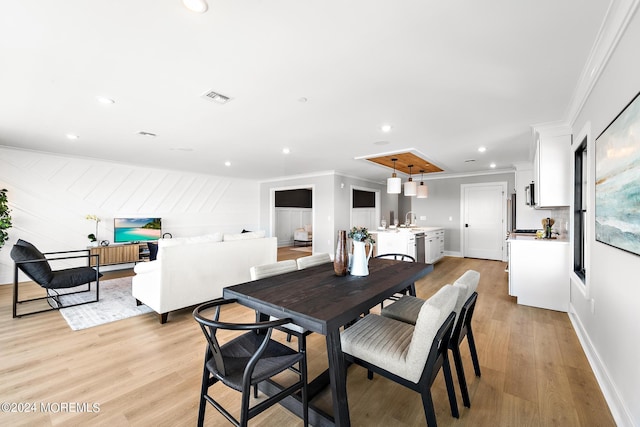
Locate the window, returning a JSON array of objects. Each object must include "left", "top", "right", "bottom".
[{"left": 573, "top": 136, "right": 587, "bottom": 282}]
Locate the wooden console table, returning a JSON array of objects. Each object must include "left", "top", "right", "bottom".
[{"left": 89, "top": 243, "right": 146, "bottom": 266}]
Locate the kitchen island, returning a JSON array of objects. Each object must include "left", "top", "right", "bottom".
[
  {"left": 508, "top": 234, "right": 569, "bottom": 311},
  {"left": 373, "top": 226, "right": 445, "bottom": 264}
]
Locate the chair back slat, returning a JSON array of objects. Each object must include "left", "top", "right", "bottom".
[
  {"left": 250, "top": 260, "right": 297, "bottom": 280},
  {"left": 375, "top": 253, "right": 415, "bottom": 262},
  {"left": 296, "top": 253, "right": 331, "bottom": 269}
]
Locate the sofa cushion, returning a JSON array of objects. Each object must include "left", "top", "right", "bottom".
[
  {"left": 223, "top": 230, "right": 266, "bottom": 241},
  {"left": 10, "top": 239, "right": 54, "bottom": 285}
]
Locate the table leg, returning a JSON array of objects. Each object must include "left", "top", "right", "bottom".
[{"left": 326, "top": 329, "right": 350, "bottom": 427}]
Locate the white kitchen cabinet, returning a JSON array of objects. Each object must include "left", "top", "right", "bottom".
[
  {"left": 376, "top": 231, "right": 416, "bottom": 258},
  {"left": 533, "top": 132, "right": 571, "bottom": 207},
  {"left": 508, "top": 236, "right": 569, "bottom": 311},
  {"left": 425, "top": 228, "right": 444, "bottom": 264}
]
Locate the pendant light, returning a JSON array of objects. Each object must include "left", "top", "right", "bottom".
[
  {"left": 387, "top": 158, "right": 401, "bottom": 194},
  {"left": 404, "top": 164, "right": 417, "bottom": 196},
  {"left": 417, "top": 169, "right": 429, "bottom": 198}
]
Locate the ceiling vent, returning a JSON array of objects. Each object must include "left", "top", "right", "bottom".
[{"left": 201, "top": 90, "right": 232, "bottom": 104}]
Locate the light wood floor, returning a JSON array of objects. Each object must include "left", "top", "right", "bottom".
[{"left": 0, "top": 252, "right": 615, "bottom": 426}]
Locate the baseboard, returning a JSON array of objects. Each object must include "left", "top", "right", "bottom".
[
  {"left": 444, "top": 251, "right": 463, "bottom": 258},
  {"left": 568, "top": 304, "right": 634, "bottom": 427}
]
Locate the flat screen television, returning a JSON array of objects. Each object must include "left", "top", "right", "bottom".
[{"left": 114, "top": 218, "right": 162, "bottom": 243}]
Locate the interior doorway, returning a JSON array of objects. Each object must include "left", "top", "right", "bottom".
[
  {"left": 271, "top": 186, "right": 315, "bottom": 249},
  {"left": 461, "top": 182, "right": 507, "bottom": 261},
  {"left": 350, "top": 186, "right": 380, "bottom": 230}
]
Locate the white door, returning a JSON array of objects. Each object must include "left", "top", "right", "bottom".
[{"left": 462, "top": 182, "right": 506, "bottom": 261}]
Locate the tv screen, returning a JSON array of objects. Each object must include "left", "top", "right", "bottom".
[{"left": 114, "top": 218, "right": 162, "bottom": 243}]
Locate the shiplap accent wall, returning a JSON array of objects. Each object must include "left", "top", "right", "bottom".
[{"left": 0, "top": 147, "right": 261, "bottom": 285}]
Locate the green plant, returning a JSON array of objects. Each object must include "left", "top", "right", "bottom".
[
  {"left": 348, "top": 226, "right": 375, "bottom": 244},
  {"left": 0, "top": 188, "right": 12, "bottom": 250}
]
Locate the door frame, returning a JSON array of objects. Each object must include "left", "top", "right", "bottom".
[
  {"left": 269, "top": 185, "right": 316, "bottom": 250},
  {"left": 460, "top": 181, "right": 508, "bottom": 261},
  {"left": 349, "top": 185, "right": 381, "bottom": 230}
]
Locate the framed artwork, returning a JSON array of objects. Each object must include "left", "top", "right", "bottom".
[{"left": 595, "top": 91, "right": 640, "bottom": 256}]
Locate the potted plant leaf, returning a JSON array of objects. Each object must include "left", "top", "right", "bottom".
[{"left": 0, "top": 189, "right": 12, "bottom": 251}]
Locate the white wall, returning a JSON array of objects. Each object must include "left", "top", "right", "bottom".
[
  {"left": 0, "top": 147, "right": 261, "bottom": 285},
  {"left": 405, "top": 171, "right": 516, "bottom": 255},
  {"left": 570, "top": 7, "right": 640, "bottom": 426}
]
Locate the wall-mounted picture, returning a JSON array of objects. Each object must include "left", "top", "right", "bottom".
[{"left": 595, "top": 91, "right": 640, "bottom": 256}]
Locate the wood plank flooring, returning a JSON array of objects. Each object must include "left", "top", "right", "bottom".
[{"left": 0, "top": 253, "right": 615, "bottom": 426}]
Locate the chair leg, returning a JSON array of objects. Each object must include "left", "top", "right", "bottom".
[
  {"left": 420, "top": 389, "right": 438, "bottom": 427},
  {"left": 467, "top": 328, "right": 482, "bottom": 377},
  {"left": 367, "top": 369, "right": 373, "bottom": 380},
  {"left": 451, "top": 345, "right": 471, "bottom": 408},
  {"left": 286, "top": 332, "right": 292, "bottom": 342},
  {"left": 197, "top": 366, "right": 210, "bottom": 427},
  {"left": 442, "top": 355, "right": 459, "bottom": 418}
]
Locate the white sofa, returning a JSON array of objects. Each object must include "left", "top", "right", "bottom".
[{"left": 132, "top": 232, "right": 277, "bottom": 323}]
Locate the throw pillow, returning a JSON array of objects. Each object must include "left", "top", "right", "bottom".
[{"left": 10, "top": 239, "right": 54, "bottom": 285}]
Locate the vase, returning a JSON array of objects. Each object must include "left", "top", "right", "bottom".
[
  {"left": 350, "top": 240, "right": 372, "bottom": 276},
  {"left": 334, "top": 230, "right": 348, "bottom": 276}
]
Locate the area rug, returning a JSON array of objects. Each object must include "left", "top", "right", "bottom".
[{"left": 58, "top": 277, "right": 152, "bottom": 331}]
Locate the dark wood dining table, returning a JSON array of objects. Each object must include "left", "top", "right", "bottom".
[{"left": 223, "top": 257, "right": 434, "bottom": 427}]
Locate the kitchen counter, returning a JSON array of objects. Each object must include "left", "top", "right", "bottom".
[{"left": 508, "top": 234, "right": 569, "bottom": 243}]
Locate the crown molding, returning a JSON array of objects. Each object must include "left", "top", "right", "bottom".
[{"left": 566, "top": 0, "right": 640, "bottom": 126}]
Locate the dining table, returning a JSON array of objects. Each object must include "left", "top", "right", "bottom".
[{"left": 223, "top": 257, "right": 434, "bottom": 427}]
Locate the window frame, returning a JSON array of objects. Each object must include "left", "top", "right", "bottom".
[{"left": 571, "top": 122, "right": 591, "bottom": 299}]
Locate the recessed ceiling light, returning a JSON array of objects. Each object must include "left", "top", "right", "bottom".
[
  {"left": 224, "top": 161, "right": 231, "bottom": 167},
  {"left": 96, "top": 96, "right": 115, "bottom": 104},
  {"left": 65, "top": 133, "right": 79, "bottom": 140},
  {"left": 282, "top": 148, "right": 290, "bottom": 154},
  {"left": 478, "top": 146, "right": 486, "bottom": 153},
  {"left": 381, "top": 124, "right": 392, "bottom": 133},
  {"left": 182, "top": 0, "right": 208, "bottom": 13},
  {"left": 490, "top": 162, "right": 496, "bottom": 168}
]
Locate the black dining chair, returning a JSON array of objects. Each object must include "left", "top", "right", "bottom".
[
  {"left": 374, "top": 253, "right": 416, "bottom": 308},
  {"left": 193, "top": 299, "right": 308, "bottom": 427}
]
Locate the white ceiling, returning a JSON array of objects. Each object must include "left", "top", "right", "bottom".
[{"left": 0, "top": 0, "right": 611, "bottom": 182}]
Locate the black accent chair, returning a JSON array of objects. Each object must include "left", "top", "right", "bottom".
[
  {"left": 193, "top": 299, "right": 308, "bottom": 427},
  {"left": 10, "top": 239, "right": 102, "bottom": 318}
]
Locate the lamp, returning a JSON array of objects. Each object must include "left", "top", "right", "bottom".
[
  {"left": 417, "top": 170, "right": 429, "bottom": 198},
  {"left": 387, "top": 158, "right": 401, "bottom": 194},
  {"left": 404, "top": 165, "right": 417, "bottom": 196}
]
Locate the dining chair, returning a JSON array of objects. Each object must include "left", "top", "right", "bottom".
[
  {"left": 341, "top": 285, "right": 460, "bottom": 426},
  {"left": 296, "top": 252, "right": 331, "bottom": 269},
  {"left": 374, "top": 253, "right": 416, "bottom": 308},
  {"left": 193, "top": 299, "right": 308, "bottom": 427},
  {"left": 250, "top": 260, "right": 310, "bottom": 344},
  {"left": 380, "top": 269, "right": 481, "bottom": 407}
]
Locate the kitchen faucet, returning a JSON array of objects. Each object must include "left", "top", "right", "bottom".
[{"left": 405, "top": 211, "right": 416, "bottom": 226}]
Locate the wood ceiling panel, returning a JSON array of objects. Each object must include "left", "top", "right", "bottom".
[{"left": 366, "top": 152, "right": 443, "bottom": 175}]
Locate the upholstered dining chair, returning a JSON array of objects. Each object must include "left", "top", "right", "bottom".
[
  {"left": 380, "top": 269, "right": 481, "bottom": 408},
  {"left": 10, "top": 239, "right": 102, "bottom": 317},
  {"left": 250, "top": 260, "right": 310, "bottom": 344},
  {"left": 296, "top": 252, "right": 331, "bottom": 269},
  {"left": 193, "top": 299, "right": 308, "bottom": 427},
  {"left": 341, "top": 285, "right": 460, "bottom": 426}
]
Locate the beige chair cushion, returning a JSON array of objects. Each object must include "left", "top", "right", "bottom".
[
  {"left": 250, "top": 260, "right": 297, "bottom": 280},
  {"left": 453, "top": 270, "right": 480, "bottom": 294},
  {"left": 341, "top": 285, "right": 457, "bottom": 383},
  {"left": 340, "top": 314, "right": 415, "bottom": 380},
  {"left": 380, "top": 294, "right": 424, "bottom": 325},
  {"left": 296, "top": 253, "right": 331, "bottom": 269}
]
